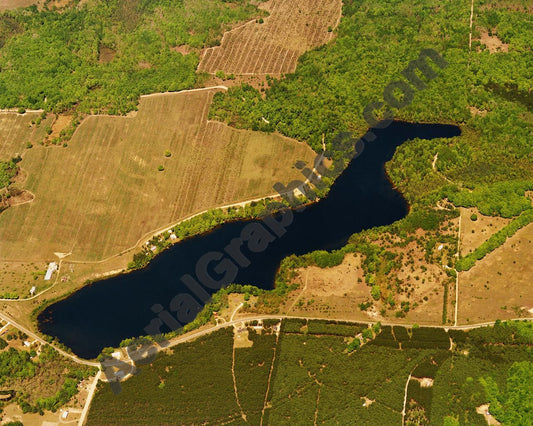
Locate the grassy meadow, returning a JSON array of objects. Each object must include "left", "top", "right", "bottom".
[
  {"left": 0, "top": 89, "right": 315, "bottom": 262},
  {"left": 0, "top": 112, "right": 52, "bottom": 160}
]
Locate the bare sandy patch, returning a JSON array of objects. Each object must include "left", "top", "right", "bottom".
[
  {"left": 4, "top": 188, "right": 34, "bottom": 207},
  {"left": 361, "top": 396, "right": 375, "bottom": 407},
  {"left": 469, "top": 106, "right": 487, "bottom": 117},
  {"left": 414, "top": 377, "right": 434, "bottom": 388},
  {"left": 99, "top": 46, "right": 116, "bottom": 64},
  {"left": 234, "top": 324, "right": 254, "bottom": 348},
  {"left": 172, "top": 45, "right": 192, "bottom": 55},
  {"left": 476, "top": 404, "right": 502, "bottom": 426},
  {"left": 479, "top": 30, "right": 509, "bottom": 53}
]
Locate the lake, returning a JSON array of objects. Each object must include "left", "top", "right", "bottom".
[{"left": 38, "top": 121, "right": 461, "bottom": 358}]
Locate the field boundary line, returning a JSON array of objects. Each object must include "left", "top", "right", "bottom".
[
  {"left": 260, "top": 326, "right": 279, "bottom": 426},
  {"left": 454, "top": 211, "right": 462, "bottom": 326},
  {"left": 78, "top": 370, "right": 102, "bottom": 426},
  {"left": 328, "top": 0, "right": 343, "bottom": 42},
  {"left": 0, "top": 109, "right": 44, "bottom": 113},
  {"left": 231, "top": 335, "right": 246, "bottom": 422},
  {"left": 198, "top": 18, "right": 261, "bottom": 72},
  {"left": 401, "top": 365, "right": 417, "bottom": 426},
  {"left": 139, "top": 86, "right": 228, "bottom": 99},
  {"left": 1, "top": 87, "right": 228, "bottom": 121}
]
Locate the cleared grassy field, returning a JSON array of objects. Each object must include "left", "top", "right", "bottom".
[
  {"left": 0, "top": 261, "right": 49, "bottom": 298},
  {"left": 459, "top": 222, "right": 533, "bottom": 324},
  {"left": 198, "top": 0, "right": 342, "bottom": 75},
  {"left": 0, "top": 112, "right": 52, "bottom": 160},
  {"left": 0, "top": 88, "right": 315, "bottom": 262},
  {"left": 459, "top": 207, "right": 510, "bottom": 257}
]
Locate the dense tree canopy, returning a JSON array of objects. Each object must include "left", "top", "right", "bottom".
[
  {"left": 210, "top": 0, "right": 532, "bottom": 188},
  {"left": 0, "top": 0, "right": 263, "bottom": 113}
]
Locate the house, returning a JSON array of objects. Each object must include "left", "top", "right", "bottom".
[{"left": 44, "top": 262, "right": 58, "bottom": 281}]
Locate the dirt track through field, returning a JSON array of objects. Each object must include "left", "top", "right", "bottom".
[{"left": 199, "top": 0, "right": 342, "bottom": 75}]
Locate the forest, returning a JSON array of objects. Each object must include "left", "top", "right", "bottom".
[
  {"left": 210, "top": 0, "right": 532, "bottom": 202},
  {"left": 88, "top": 320, "right": 533, "bottom": 425},
  {"left": 207, "top": 0, "right": 532, "bottom": 284},
  {"left": 0, "top": 0, "right": 264, "bottom": 114}
]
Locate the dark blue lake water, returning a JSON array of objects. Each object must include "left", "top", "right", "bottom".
[{"left": 38, "top": 122, "right": 460, "bottom": 358}]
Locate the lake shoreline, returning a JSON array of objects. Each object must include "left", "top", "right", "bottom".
[{"left": 38, "top": 121, "right": 461, "bottom": 358}]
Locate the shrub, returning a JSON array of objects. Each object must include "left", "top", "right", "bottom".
[
  {"left": 359, "top": 301, "right": 372, "bottom": 311},
  {"left": 362, "top": 328, "right": 373, "bottom": 340},
  {"left": 347, "top": 337, "right": 361, "bottom": 352}
]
